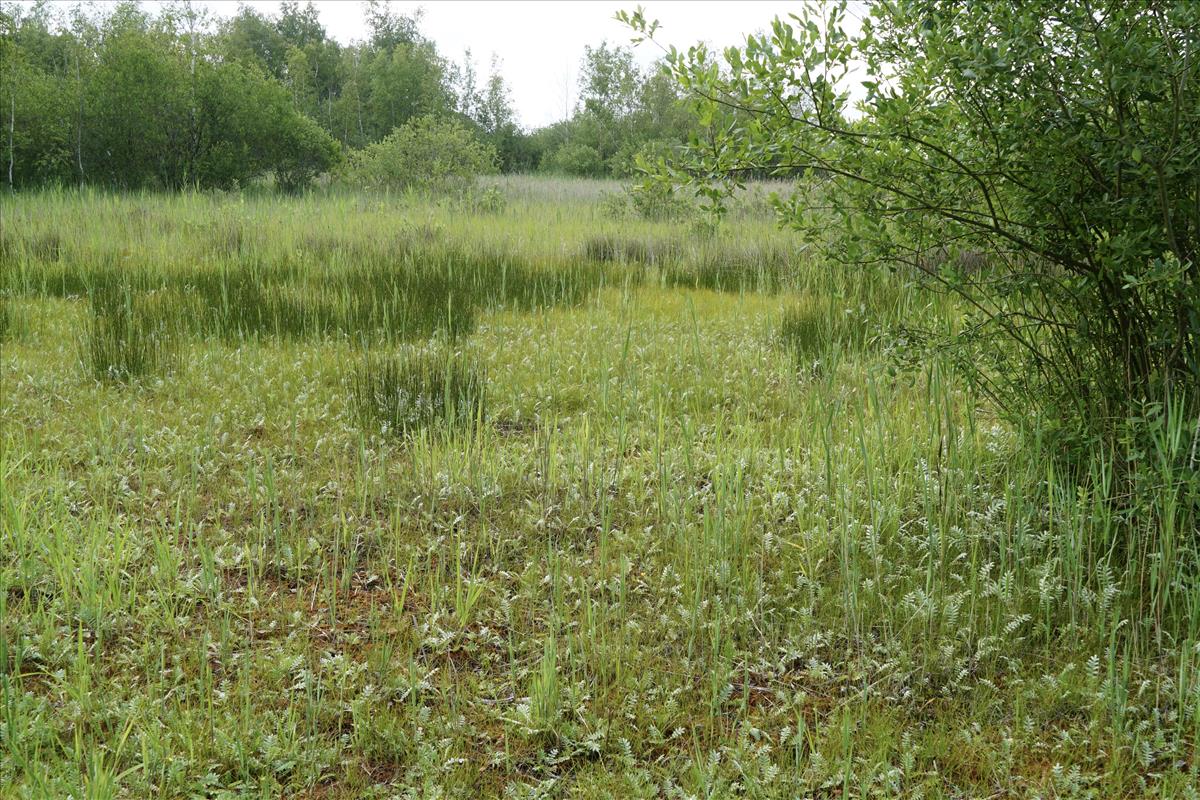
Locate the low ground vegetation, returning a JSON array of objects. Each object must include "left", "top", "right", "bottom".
[{"left": 1, "top": 177, "right": 1197, "bottom": 797}]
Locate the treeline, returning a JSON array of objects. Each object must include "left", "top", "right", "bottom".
[
  {"left": 0, "top": 1, "right": 694, "bottom": 191},
  {"left": 530, "top": 42, "right": 694, "bottom": 178}
]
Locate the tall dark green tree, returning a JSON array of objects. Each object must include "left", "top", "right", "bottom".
[
  {"left": 0, "top": 3, "right": 77, "bottom": 186},
  {"left": 1, "top": 1, "right": 338, "bottom": 190},
  {"left": 539, "top": 41, "right": 692, "bottom": 176},
  {"left": 454, "top": 52, "right": 526, "bottom": 172}
]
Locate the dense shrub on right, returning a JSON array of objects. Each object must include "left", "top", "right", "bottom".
[{"left": 626, "top": 0, "right": 1199, "bottom": 461}]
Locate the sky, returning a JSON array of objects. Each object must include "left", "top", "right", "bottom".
[{"left": 184, "top": 1, "right": 848, "bottom": 129}]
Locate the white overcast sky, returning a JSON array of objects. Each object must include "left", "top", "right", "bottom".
[{"left": 185, "top": 1, "right": 865, "bottom": 129}]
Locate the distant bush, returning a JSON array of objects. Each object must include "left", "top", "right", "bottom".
[
  {"left": 273, "top": 114, "right": 341, "bottom": 193},
  {"left": 540, "top": 142, "right": 605, "bottom": 178},
  {"left": 447, "top": 185, "right": 508, "bottom": 214},
  {"left": 609, "top": 138, "right": 679, "bottom": 179},
  {"left": 343, "top": 116, "right": 497, "bottom": 193}
]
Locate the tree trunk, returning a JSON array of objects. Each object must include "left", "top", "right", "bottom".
[
  {"left": 8, "top": 93, "right": 14, "bottom": 189},
  {"left": 75, "top": 45, "right": 85, "bottom": 184}
]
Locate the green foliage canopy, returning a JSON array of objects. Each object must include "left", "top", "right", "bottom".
[
  {"left": 536, "top": 42, "right": 694, "bottom": 177},
  {"left": 0, "top": 1, "right": 485, "bottom": 190},
  {"left": 1, "top": 2, "right": 339, "bottom": 190}
]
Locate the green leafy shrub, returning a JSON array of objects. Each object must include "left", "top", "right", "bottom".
[
  {"left": 600, "top": 180, "right": 694, "bottom": 222},
  {"left": 626, "top": 0, "right": 1200, "bottom": 457},
  {"left": 448, "top": 185, "right": 508, "bottom": 214},
  {"left": 627, "top": 179, "right": 692, "bottom": 222},
  {"left": 273, "top": 113, "right": 341, "bottom": 193},
  {"left": 352, "top": 348, "right": 486, "bottom": 437},
  {"left": 343, "top": 116, "right": 497, "bottom": 193},
  {"left": 540, "top": 142, "right": 605, "bottom": 178}
]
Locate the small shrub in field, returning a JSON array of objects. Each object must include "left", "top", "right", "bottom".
[
  {"left": 540, "top": 142, "right": 605, "bottom": 178},
  {"left": 343, "top": 116, "right": 496, "bottom": 193},
  {"left": 626, "top": 180, "right": 694, "bottom": 222},
  {"left": 86, "top": 286, "right": 182, "bottom": 381},
  {"left": 598, "top": 191, "right": 631, "bottom": 220},
  {"left": 353, "top": 349, "right": 486, "bottom": 437},
  {"left": 273, "top": 113, "right": 341, "bottom": 193}
]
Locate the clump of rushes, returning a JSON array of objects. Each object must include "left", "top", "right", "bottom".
[
  {"left": 777, "top": 305, "right": 827, "bottom": 360},
  {"left": 11, "top": 230, "right": 62, "bottom": 263},
  {"left": 353, "top": 347, "right": 486, "bottom": 437},
  {"left": 0, "top": 296, "right": 10, "bottom": 341},
  {"left": 778, "top": 302, "right": 879, "bottom": 366},
  {"left": 583, "top": 234, "right": 679, "bottom": 265},
  {"left": 86, "top": 285, "right": 182, "bottom": 381}
]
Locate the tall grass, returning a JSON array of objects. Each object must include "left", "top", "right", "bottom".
[
  {"left": 85, "top": 284, "right": 182, "bottom": 381},
  {"left": 3, "top": 233, "right": 610, "bottom": 344},
  {"left": 352, "top": 347, "right": 486, "bottom": 437}
]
